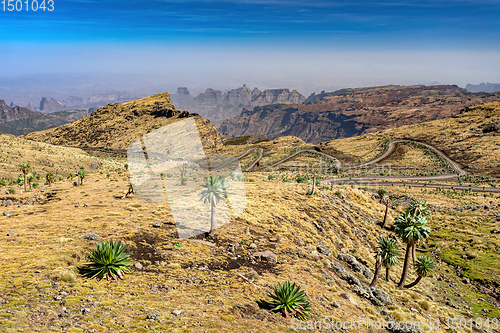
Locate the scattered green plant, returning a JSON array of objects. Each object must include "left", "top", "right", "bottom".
[
  {"left": 266, "top": 281, "right": 311, "bottom": 320},
  {"left": 79, "top": 240, "right": 133, "bottom": 281}
]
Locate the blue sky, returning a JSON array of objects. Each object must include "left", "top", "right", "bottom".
[
  {"left": 1, "top": 0, "right": 500, "bottom": 98},
  {"left": 3, "top": 0, "right": 500, "bottom": 46}
]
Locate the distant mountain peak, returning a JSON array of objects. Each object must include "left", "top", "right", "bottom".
[
  {"left": 171, "top": 85, "right": 305, "bottom": 126},
  {"left": 176, "top": 87, "right": 190, "bottom": 95},
  {"left": 40, "top": 97, "right": 66, "bottom": 112},
  {"left": 465, "top": 82, "right": 500, "bottom": 93}
]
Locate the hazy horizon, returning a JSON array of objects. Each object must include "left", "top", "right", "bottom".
[{"left": 1, "top": 0, "right": 499, "bottom": 105}]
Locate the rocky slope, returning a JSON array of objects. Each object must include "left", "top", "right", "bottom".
[
  {"left": 22, "top": 92, "right": 222, "bottom": 151},
  {"left": 0, "top": 100, "right": 89, "bottom": 135},
  {"left": 171, "top": 85, "right": 305, "bottom": 126},
  {"left": 219, "top": 84, "right": 500, "bottom": 144}
]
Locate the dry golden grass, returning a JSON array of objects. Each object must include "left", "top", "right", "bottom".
[
  {"left": 0, "top": 134, "right": 125, "bottom": 181},
  {"left": 0, "top": 163, "right": 498, "bottom": 331}
]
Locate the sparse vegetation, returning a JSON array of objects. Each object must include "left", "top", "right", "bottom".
[
  {"left": 0, "top": 101, "right": 498, "bottom": 331},
  {"left": 394, "top": 213, "right": 431, "bottom": 288},
  {"left": 19, "top": 163, "right": 30, "bottom": 192},
  {"left": 78, "top": 168, "right": 86, "bottom": 185}
]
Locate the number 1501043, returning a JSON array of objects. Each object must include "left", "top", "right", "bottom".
[{"left": 1, "top": 0, "right": 54, "bottom": 11}]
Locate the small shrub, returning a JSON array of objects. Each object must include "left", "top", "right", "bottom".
[
  {"left": 8, "top": 188, "right": 15, "bottom": 194},
  {"left": 266, "top": 281, "right": 311, "bottom": 320},
  {"left": 32, "top": 182, "right": 39, "bottom": 188},
  {"left": 79, "top": 239, "right": 133, "bottom": 281}
]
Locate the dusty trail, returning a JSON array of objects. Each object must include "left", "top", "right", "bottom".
[{"left": 333, "top": 181, "right": 500, "bottom": 194}]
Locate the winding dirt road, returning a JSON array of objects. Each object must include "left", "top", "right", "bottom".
[{"left": 233, "top": 139, "right": 500, "bottom": 193}]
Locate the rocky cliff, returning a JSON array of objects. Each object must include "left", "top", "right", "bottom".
[
  {"left": 219, "top": 85, "right": 500, "bottom": 144},
  {"left": 171, "top": 85, "right": 305, "bottom": 126}
]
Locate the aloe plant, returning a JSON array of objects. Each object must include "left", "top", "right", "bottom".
[
  {"left": 80, "top": 240, "right": 133, "bottom": 281},
  {"left": 267, "top": 281, "right": 311, "bottom": 320}
]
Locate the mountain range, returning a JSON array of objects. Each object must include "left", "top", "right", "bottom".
[
  {"left": 170, "top": 85, "right": 305, "bottom": 126},
  {"left": 219, "top": 84, "right": 500, "bottom": 143},
  {"left": 0, "top": 100, "right": 89, "bottom": 135}
]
